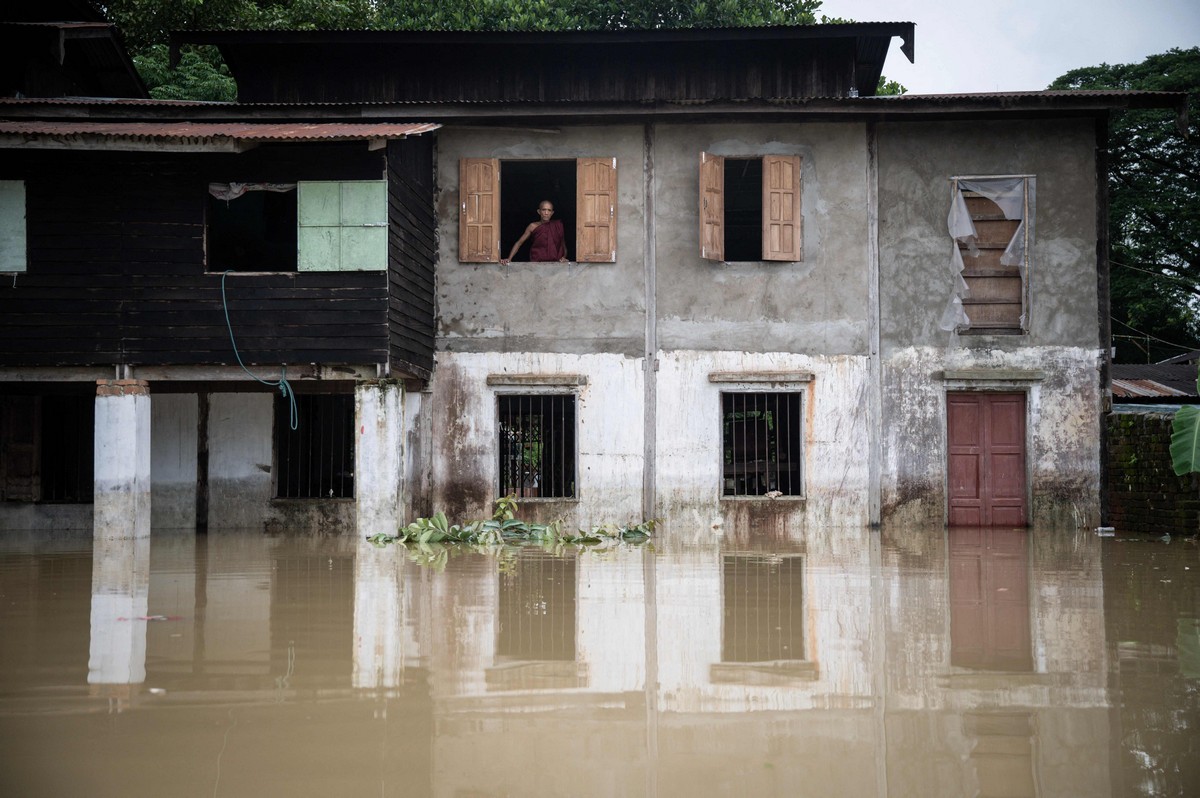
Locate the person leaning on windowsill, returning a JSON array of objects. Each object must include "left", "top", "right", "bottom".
[{"left": 500, "top": 200, "right": 569, "bottom": 264}]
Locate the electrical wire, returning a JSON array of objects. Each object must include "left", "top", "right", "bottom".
[{"left": 221, "top": 270, "right": 299, "bottom": 430}]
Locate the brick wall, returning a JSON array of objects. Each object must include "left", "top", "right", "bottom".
[{"left": 1107, "top": 411, "right": 1200, "bottom": 535}]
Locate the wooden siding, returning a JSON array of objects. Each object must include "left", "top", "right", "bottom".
[
  {"left": 225, "top": 39, "right": 859, "bottom": 104},
  {"left": 386, "top": 136, "right": 436, "bottom": 379},
  {"left": 0, "top": 145, "right": 407, "bottom": 369}
]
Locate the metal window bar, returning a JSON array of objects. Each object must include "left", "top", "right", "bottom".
[
  {"left": 40, "top": 395, "right": 94, "bottom": 503},
  {"left": 276, "top": 394, "right": 354, "bottom": 499},
  {"left": 498, "top": 394, "right": 576, "bottom": 498},
  {"left": 722, "top": 555, "right": 804, "bottom": 662},
  {"left": 722, "top": 392, "right": 801, "bottom": 496}
]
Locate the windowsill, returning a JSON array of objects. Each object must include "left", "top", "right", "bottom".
[
  {"left": 208, "top": 269, "right": 300, "bottom": 276},
  {"left": 711, "top": 260, "right": 801, "bottom": 266},
  {"left": 270, "top": 497, "right": 355, "bottom": 503},
  {"left": 957, "top": 327, "right": 1027, "bottom": 336},
  {"left": 498, "top": 496, "right": 579, "bottom": 503},
  {"left": 720, "top": 495, "right": 807, "bottom": 502}
]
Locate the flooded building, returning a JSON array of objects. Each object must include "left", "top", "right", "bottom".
[{"left": 0, "top": 18, "right": 1187, "bottom": 535}]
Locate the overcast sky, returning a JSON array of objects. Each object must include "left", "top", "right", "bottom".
[{"left": 824, "top": 0, "right": 1200, "bottom": 94}]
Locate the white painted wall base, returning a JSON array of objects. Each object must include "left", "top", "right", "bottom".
[{"left": 355, "top": 381, "right": 405, "bottom": 538}]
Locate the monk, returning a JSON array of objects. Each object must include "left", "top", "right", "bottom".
[{"left": 500, "top": 201, "right": 568, "bottom": 263}]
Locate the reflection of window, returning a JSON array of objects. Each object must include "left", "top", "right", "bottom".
[
  {"left": 207, "top": 181, "right": 386, "bottom": 273},
  {"left": 721, "top": 392, "right": 802, "bottom": 497},
  {"left": 0, "top": 393, "right": 93, "bottom": 503},
  {"left": 459, "top": 158, "right": 617, "bottom": 263},
  {"left": 497, "top": 394, "right": 576, "bottom": 499},
  {"left": 963, "top": 713, "right": 1036, "bottom": 798},
  {"left": 721, "top": 555, "right": 804, "bottom": 662},
  {"left": 275, "top": 394, "right": 355, "bottom": 499},
  {"left": 946, "top": 176, "right": 1035, "bottom": 333},
  {"left": 700, "top": 153, "right": 802, "bottom": 262},
  {"left": 0, "top": 180, "right": 26, "bottom": 272},
  {"left": 490, "top": 551, "right": 585, "bottom": 691}
]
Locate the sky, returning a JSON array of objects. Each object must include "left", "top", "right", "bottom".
[{"left": 824, "top": 0, "right": 1200, "bottom": 94}]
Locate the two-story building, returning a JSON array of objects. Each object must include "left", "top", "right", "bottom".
[{"left": 0, "top": 18, "right": 1186, "bottom": 537}]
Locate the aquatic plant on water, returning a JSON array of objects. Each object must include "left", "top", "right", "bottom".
[{"left": 366, "top": 494, "right": 655, "bottom": 549}]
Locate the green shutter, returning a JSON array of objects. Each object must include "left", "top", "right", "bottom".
[
  {"left": 297, "top": 180, "right": 387, "bottom": 271},
  {"left": 0, "top": 180, "right": 27, "bottom": 273}
]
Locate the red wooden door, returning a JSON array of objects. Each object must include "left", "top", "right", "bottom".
[{"left": 947, "top": 392, "right": 1026, "bottom": 527}]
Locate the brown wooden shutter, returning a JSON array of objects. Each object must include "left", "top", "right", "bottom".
[
  {"left": 700, "top": 152, "right": 724, "bottom": 261},
  {"left": 459, "top": 158, "right": 500, "bottom": 262},
  {"left": 762, "top": 155, "right": 802, "bottom": 261},
  {"left": 576, "top": 158, "right": 617, "bottom": 263}
]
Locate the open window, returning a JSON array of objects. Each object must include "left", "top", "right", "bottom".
[
  {"left": 700, "top": 153, "right": 802, "bottom": 262},
  {"left": 459, "top": 158, "right": 617, "bottom": 263},
  {"left": 721, "top": 391, "right": 803, "bottom": 497},
  {"left": 942, "top": 176, "right": 1035, "bottom": 334},
  {"left": 275, "top": 393, "right": 355, "bottom": 499},
  {"left": 497, "top": 393, "right": 577, "bottom": 499},
  {"left": 0, "top": 393, "right": 93, "bottom": 503},
  {"left": 0, "top": 180, "right": 26, "bottom": 272},
  {"left": 207, "top": 180, "right": 387, "bottom": 273}
]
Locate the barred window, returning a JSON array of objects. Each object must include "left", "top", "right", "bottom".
[
  {"left": 721, "top": 392, "right": 802, "bottom": 497},
  {"left": 275, "top": 393, "right": 355, "bottom": 499},
  {"left": 498, "top": 394, "right": 576, "bottom": 499}
]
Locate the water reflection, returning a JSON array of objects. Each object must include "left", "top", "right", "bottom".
[{"left": 0, "top": 527, "right": 1197, "bottom": 796}]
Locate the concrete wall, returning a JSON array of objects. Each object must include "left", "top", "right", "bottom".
[
  {"left": 150, "top": 393, "right": 197, "bottom": 528},
  {"left": 876, "top": 119, "right": 1103, "bottom": 527}
]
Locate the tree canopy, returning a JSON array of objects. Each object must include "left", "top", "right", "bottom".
[{"left": 1050, "top": 48, "right": 1200, "bottom": 363}]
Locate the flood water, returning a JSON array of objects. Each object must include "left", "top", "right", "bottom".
[{"left": 1, "top": 526, "right": 1197, "bottom": 797}]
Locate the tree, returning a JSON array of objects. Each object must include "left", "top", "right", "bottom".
[{"left": 1050, "top": 49, "right": 1200, "bottom": 363}]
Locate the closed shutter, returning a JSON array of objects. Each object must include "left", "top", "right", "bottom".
[
  {"left": 762, "top": 155, "right": 802, "bottom": 261},
  {"left": 459, "top": 158, "right": 500, "bottom": 262},
  {"left": 700, "top": 152, "right": 724, "bottom": 261},
  {"left": 576, "top": 158, "right": 617, "bottom": 262},
  {"left": 297, "top": 181, "right": 387, "bottom": 271},
  {"left": 0, "top": 180, "right": 26, "bottom": 273}
]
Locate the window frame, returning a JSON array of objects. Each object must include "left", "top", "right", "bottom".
[
  {"left": 273, "top": 392, "right": 356, "bottom": 500},
  {"left": 711, "top": 374, "right": 809, "bottom": 500},
  {"left": 948, "top": 175, "right": 1035, "bottom": 335},
  {"left": 699, "top": 153, "right": 803, "bottom": 263},
  {"left": 490, "top": 383, "right": 581, "bottom": 501},
  {"left": 205, "top": 179, "right": 388, "bottom": 274},
  {"left": 0, "top": 179, "right": 27, "bottom": 273},
  {"left": 458, "top": 157, "right": 617, "bottom": 264}
]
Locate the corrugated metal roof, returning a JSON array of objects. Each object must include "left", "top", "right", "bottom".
[
  {"left": 1112, "top": 379, "right": 1190, "bottom": 398},
  {"left": 0, "top": 121, "right": 439, "bottom": 141}
]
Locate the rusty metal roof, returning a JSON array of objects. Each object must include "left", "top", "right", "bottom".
[
  {"left": 1112, "top": 379, "right": 1190, "bottom": 398},
  {"left": 0, "top": 121, "right": 439, "bottom": 151}
]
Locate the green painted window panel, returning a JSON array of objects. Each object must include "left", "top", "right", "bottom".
[
  {"left": 0, "top": 180, "right": 26, "bottom": 273},
  {"left": 297, "top": 180, "right": 387, "bottom": 271}
]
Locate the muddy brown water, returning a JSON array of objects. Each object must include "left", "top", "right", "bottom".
[{"left": 1, "top": 526, "right": 1197, "bottom": 797}]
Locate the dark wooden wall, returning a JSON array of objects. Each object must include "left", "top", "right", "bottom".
[
  {"left": 386, "top": 136, "right": 436, "bottom": 380},
  {"left": 0, "top": 142, "right": 435, "bottom": 373}
]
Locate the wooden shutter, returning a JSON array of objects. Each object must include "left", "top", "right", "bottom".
[
  {"left": 576, "top": 157, "right": 617, "bottom": 262},
  {"left": 459, "top": 158, "right": 500, "bottom": 262},
  {"left": 0, "top": 180, "right": 26, "bottom": 273},
  {"left": 699, "top": 152, "right": 724, "bottom": 261},
  {"left": 297, "top": 181, "right": 387, "bottom": 271},
  {"left": 762, "top": 155, "right": 802, "bottom": 261}
]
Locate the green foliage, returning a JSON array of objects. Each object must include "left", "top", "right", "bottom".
[
  {"left": 365, "top": 495, "right": 656, "bottom": 560},
  {"left": 134, "top": 45, "right": 236, "bottom": 102},
  {"left": 1050, "top": 48, "right": 1200, "bottom": 363},
  {"left": 1170, "top": 375, "right": 1200, "bottom": 475},
  {"left": 875, "top": 76, "right": 906, "bottom": 96}
]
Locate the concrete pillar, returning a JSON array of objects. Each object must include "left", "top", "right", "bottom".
[
  {"left": 88, "top": 535, "right": 150, "bottom": 706},
  {"left": 355, "top": 380, "right": 405, "bottom": 537},
  {"left": 94, "top": 379, "right": 151, "bottom": 540}
]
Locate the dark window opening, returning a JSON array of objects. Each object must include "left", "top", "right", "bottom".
[
  {"left": 0, "top": 393, "right": 93, "bottom": 503},
  {"left": 40, "top": 395, "right": 94, "bottom": 503},
  {"left": 497, "top": 552, "right": 577, "bottom": 661},
  {"left": 724, "top": 158, "right": 762, "bottom": 261},
  {"left": 498, "top": 394, "right": 576, "bottom": 499},
  {"left": 207, "top": 189, "right": 298, "bottom": 272},
  {"left": 722, "top": 392, "right": 802, "bottom": 497},
  {"left": 722, "top": 555, "right": 804, "bottom": 662},
  {"left": 499, "top": 160, "right": 576, "bottom": 262},
  {"left": 275, "top": 394, "right": 354, "bottom": 499}
]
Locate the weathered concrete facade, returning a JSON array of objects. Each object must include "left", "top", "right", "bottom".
[{"left": 429, "top": 116, "right": 1103, "bottom": 530}]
